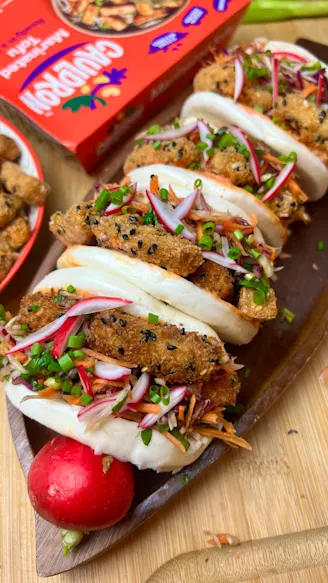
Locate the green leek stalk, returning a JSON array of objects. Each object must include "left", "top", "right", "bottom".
[{"left": 244, "top": 1, "right": 328, "bottom": 24}]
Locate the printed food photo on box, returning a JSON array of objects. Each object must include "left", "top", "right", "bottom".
[{"left": 0, "top": 0, "right": 250, "bottom": 170}]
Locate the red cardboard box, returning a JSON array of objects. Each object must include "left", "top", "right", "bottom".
[{"left": 0, "top": 0, "right": 250, "bottom": 170}]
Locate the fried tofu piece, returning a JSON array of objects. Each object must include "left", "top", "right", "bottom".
[
  {"left": 0, "top": 214, "right": 30, "bottom": 250},
  {"left": 0, "top": 161, "right": 50, "bottom": 206},
  {"left": 49, "top": 202, "right": 100, "bottom": 246},
  {"left": 100, "top": 16, "right": 128, "bottom": 31},
  {"left": 19, "top": 293, "right": 64, "bottom": 331},
  {"left": 0, "top": 241, "right": 16, "bottom": 281},
  {"left": 134, "top": 8, "right": 168, "bottom": 25},
  {"left": 81, "top": 5, "right": 99, "bottom": 25},
  {"left": 189, "top": 261, "right": 233, "bottom": 300},
  {"left": 92, "top": 213, "right": 204, "bottom": 277},
  {"left": 124, "top": 137, "right": 201, "bottom": 174},
  {"left": 100, "top": 4, "right": 136, "bottom": 17},
  {"left": 0, "top": 135, "right": 20, "bottom": 162},
  {"left": 202, "top": 371, "right": 240, "bottom": 406},
  {"left": 0, "top": 191, "right": 23, "bottom": 229},
  {"left": 238, "top": 286, "right": 278, "bottom": 321},
  {"left": 209, "top": 146, "right": 255, "bottom": 186},
  {"left": 269, "top": 189, "right": 300, "bottom": 221},
  {"left": 88, "top": 310, "right": 226, "bottom": 384}
]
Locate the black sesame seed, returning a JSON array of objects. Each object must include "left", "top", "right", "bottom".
[
  {"left": 129, "top": 216, "right": 138, "bottom": 223},
  {"left": 180, "top": 328, "right": 185, "bottom": 335},
  {"left": 93, "top": 219, "right": 99, "bottom": 225},
  {"left": 140, "top": 329, "right": 151, "bottom": 335},
  {"left": 131, "top": 248, "right": 137, "bottom": 256},
  {"left": 118, "top": 346, "right": 124, "bottom": 355},
  {"left": 149, "top": 331, "right": 157, "bottom": 341},
  {"left": 140, "top": 336, "right": 149, "bottom": 343},
  {"left": 119, "top": 319, "right": 126, "bottom": 327},
  {"left": 122, "top": 234, "right": 129, "bottom": 241},
  {"left": 130, "top": 228, "right": 136, "bottom": 235},
  {"left": 171, "top": 141, "right": 177, "bottom": 147},
  {"left": 167, "top": 345, "right": 177, "bottom": 350},
  {"left": 177, "top": 148, "right": 184, "bottom": 159},
  {"left": 85, "top": 216, "right": 90, "bottom": 225},
  {"left": 148, "top": 243, "right": 158, "bottom": 255},
  {"left": 57, "top": 228, "right": 63, "bottom": 235},
  {"left": 109, "top": 314, "right": 117, "bottom": 322},
  {"left": 215, "top": 81, "right": 220, "bottom": 89},
  {"left": 101, "top": 317, "right": 107, "bottom": 324},
  {"left": 200, "top": 272, "right": 206, "bottom": 280},
  {"left": 76, "top": 205, "right": 81, "bottom": 211},
  {"left": 282, "top": 98, "right": 287, "bottom": 106},
  {"left": 138, "top": 240, "right": 143, "bottom": 248},
  {"left": 150, "top": 174, "right": 155, "bottom": 178},
  {"left": 115, "top": 223, "right": 121, "bottom": 233}
]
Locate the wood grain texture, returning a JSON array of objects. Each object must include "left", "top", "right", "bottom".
[{"left": 1, "top": 16, "right": 328, "bottom": 583}]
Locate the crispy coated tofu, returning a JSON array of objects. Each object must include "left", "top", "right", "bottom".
[
  {"left": 49, "top": 202, "right": 100, "bottom": 246},
  {"left": 238, "top": 286, "right": 278, "bottom": 321},
  {"left": 124, "top": 137, "right": 201, "bottom": 174},
  {"left": 0, "top": 161, "right": 50, "bottom": 206},
  {"left": 189, "top": 261, "right": 233, "bottom": 300},
  {"left": 202, "top": 372, "right": 240, "bottom": 406}
]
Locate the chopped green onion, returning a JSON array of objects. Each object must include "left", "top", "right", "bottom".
[
  {"left": 279, "top": 152, "right": 297, "bottom": 164},
  {"left": 28, "top": 304, "right": 40, "bottom": 312},
  {"left": 58, "top": 354, "right": 75, "bottom": 373},
  {"left": 244, "top": 185, "right": 254, "bottom": 193},
  {"left": 233, "top": 229, "right": 244, "bottom": 242},
  {"left": 317, "top": 240, "right": 324, "bottom": 251},
  {"left": 265, "top": 176, "right": 275, "bottom": 189},
  {"left": 119, "top": 185, "right": 130, "bottom": 195},
  {"left": 246, "top": 66, "right": 269, "bottom": 79},
  {"left": 171, "top": 428, "right": 190, "bottom": 451},
  {"left": 196, "top": 141, "right": 208, "bottom": 151},
  {"left": 160, "top": 385, "right": 170, "bottom": 406},
  {"left": 72, "top": 349, "right": 85, "bottom": 359},
  {"left": 143, "top": 209, "right": 157, "bottom": 225},
  {"left": 244, "top": 272, "right": 255, "bottom": 281},
  {"left": 136, "top": 138, "right": 144, "bottom": 147},
  {"left": 94, "top": 189, "right": 111, "bottom": 211},
  {"left": 271, "top": 116, "right": 279, "bottom": 124},
  {"left": 253, "top": 289, "right": 266, "bottom": 305},
  {"left": 174, "top": 224, "right": 184, "bottom": 235},
  {"left": 44, "top": 377, "right": 61, "bottom": 390},
  {"left": 301, "top": 61, "right": 321, "bottom": 72},
  {"left": 206, "top": 147, "right": 214, "bottom": 157},
  {"left": 110, "top": 191, "right": 124, "bottom": 205},
  {"left": 189, "top": 162, "right": 201, "bottom": 171},
  {"left": 254, "top": 104, "right": 264, "bottom": 113},
  {"left": 31, "top": 343, "right": 42, "bottom": 357},
  {"left": 47, "top": 359, "right": 61, "bottom": 372},
  {"left": 237, "top": 144, "right": 250, "bottom": 159},
  {"left": 148, "top": 313, "right": 159, "bottom": 324},
  {"left": 122, "top": 205, "right": 136, "bottom": 214},
  {"left": 141, "top": 428, "right": 152, "bottom": 446},
  {"left": 181, "top": 473, "right": 191, "bottom": 486},
  {"left": 62, "top": 380, "right": 73, "bottom": 394},
  {"left": 224, "top": 404, "right": 244, "bottom": 414},
  {"left": 160, "top": 188, "right": 169, "bottom": 201},
  {"left": 198, "top": 235, "right": 213, "bottom": 250},
  {"left": 149, "top": 385, "right": 160, "bottom": 399},
  {"left": 218, "top": 133, "right": 237, "bottom": 150},
  {"left": 71, "top": 385, "right": 82, "bottom": 397},
  {"left": 202, "top": 222, "right": 215, "bottom": 235},
  {"left": 239, "top": 276, "right": 270, "bottom": 297},
  {"left": 147, "top": 124, "right": 161, "bottom": 135},
  {"left": 0, "top": 304, "right": 6, "bottom": 321},
  {"left": 173, "top": 121, "right": 180, "bottom": 129},
  {"left": 250, "top": 248, "right": 261, "bottom": 260},
  {"left": 279, "top": 307, "right": 295, "bottom": 324},
  {"left": 112, "top": 392, "right": 129, "bottom": 413},
  {"left": 228, "top": 246, "right": 241, "bottom": 260},
  {"left": 157, "top": 424, "right": 169, "bottom": 433},
  {"left": 150, "top": 393, "right": 161, "bottom": 404},
  {"left": 206, "top": 133, "right": 216, "bottom": 140},
  {"left": 61, "top": 530, "right": 83, "bottom": 557},
  {"left": 194, "top": 178, "right": 202, "bottom": 188},
  {"left": 66, "top": 285, "right": 76, "bottom": 294},
  {"left": 67, "top": 335, "right": 85, "bottom": 349},
  {"left": 153, "top": 141, "right": 161, "bottom": 150},
  {"left": 80, "top": 393, "right": 93, "bottom": 406},
  {"left": 244, "top": 367, "right": 251, "bottom": 378},
  {"left": 20, "top": 323, "right": 29, "bottom": 332}
]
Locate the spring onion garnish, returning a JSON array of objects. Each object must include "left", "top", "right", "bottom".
[
  {"left": 28, "top": 304, "right": 40, "bottom": 312},
  {"left": 244, "top": 185, "right": 254, "bottom": 193},
  {"left": 21, "top": 324, "right": 29, "bottom": 332},
  {"left": 234, "top": 229, "right": 244, "bottom": 242},
  {"left": 72, "top": 349, "right": 85, "bottom": 360},
  {"left": 44, "top": 377, "right": 61, "bottom": 389},
  {"left": 67, "top": 334, "right": 85, "bottom": 349},
  {"left": 198, "top": 235, "right": 213, "bottom": 250},
  {"left": 110, "top": 191, "right": 124, "bottom": 206},
  {"left": 244, "top": 368, "right": 251, "bottom": 378},
  {"left": 80, "top": 393, "right": 93, "bottom": 406},
  {"left": 136, "top": 139, "right": 144, "bottom": 147},
  {"left": 148, "top": 313, "right": 159, "bottom": 324},
  {"left": 203, "top": 222, "right": 215, "bottom": 235},
  {"left": 317, "top": 240, "right": 325, "bottom": 251},
  {"left": 253, "top": 289, "right": 266, "bottom": 305},
  {"left": 160, "top": 385, "right": 170, "bottom": 406},
  {"left": 228, "top": 246, "right": 242, "bottom": 260},
  {"left": 196, "top": 141, "right": 208, "bottom": 151},
  {"left": 160, "top": 188, "right": 169, "bottom": 201},
  {"left": 0, "top": 304, "right": 6, "bottom": 321},
  {"left": 31, "top": 343, "right": 42, "bottom": 357},
  {"left": 122, "top": 205, "right": 136, "bottom": 214},
  {"left": 147, "top": 124, "right": 162, "bottom": 135},
  {"left": 250, "top": 248, "right": 261, "bottom": 260},
  {"left": 279, "top": 152, "right": 297, "bottom": 164},
  {"left": 58, "top": 353, "right": 75, "bottom": 373},
  {"left": 149, "top": 385, "right": 161, "bottom": 404},
  {"left": 62, "top": 380, "right": 73, "bottom": 394},
  {"left": 72, "top": 385, "right": 82, "bottom": 397},
  {"left": 153, "top": 141, "right": 161, "bottom": 150},
  {"left": 158, "top": 424, "right": 169, "bottom": 433},
  {"left": 181, "top": 473, "right": 191, "bottom": 486},
  {"left": 279, "top": 307, "right": 296, "bottom": 324},
  {"left": 174, "top": 224, "right": 184, "bottom": 235},
  {"left": 254, "top": 104, "right": 264, "bottom": 113},
  {"left": 173, "top": 121, "right": 180, "bottom": 129},
  {"left": 143, "top": 209, "right": 157, "bottom": 225},
  {"left": 141, "top": 428, "right": 152, "bottom": 446},
  {"left": 171, "top": 429, "right": 190, "bottom": 451},
  {"left": 194, "top": 178, "right": 202, "bottom": 188},
  {"left": 240, "top": 276, "right": 270, "bottom": 298},
  {"left": 94, "top": 189, "right": 111, "bottom": 211}
]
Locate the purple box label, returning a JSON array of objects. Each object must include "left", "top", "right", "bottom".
[
  {"left": 213, "top": 0, "right": 231, "bottom": 11},
  {"left": 182, "top": 7, "right": 207, "bottom": 26},
  {"left": 149, "top": 32, "right": 188, "bottom": 54}
]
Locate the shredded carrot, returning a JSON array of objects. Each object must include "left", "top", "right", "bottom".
[
  {"left": 133, "top": 201, "right": 149, "bottom": 213},
  {"left": 215, "top": 410, "right": 235, "bottom": 434},
  {"left": 263, "top": 152, "right": 281, "bottom": 166},
  {"left": 121, "top": 411, "right": 142, "bottom": 423},
  {"left": 38, "top": 387, "right": 61, "bottom": 399},
  {"left": 288, "top": 178, "right": 308, "bottom": 202},
  {"left": 14, "top": 351, "right": 28, "bottom": 364},
  {"left": 196, "top": 222, "right": 203, "bottom": 243},
  {"left": 178, "top": 405, "right": 185, "bottom": 422},
  {"left": 214, "top": 407, "right": 225, "bottom": 414},
  {"left": 121, "top": 175, "right": 131, "bottom": 186},
  {"left": 73, "top": 357, "right": 95, "bottom": 369},
  {"left": 92, "top": 378, "right": 125, "bottom": 390},
  {"left": 150, "top": 175, "right": 159, "bottom": 194},
  {"left": 302, "top": 84, "right": 317, "bottom": 98},
  {"left": 169, "top": 185, "right": 183, "bottom": 204},
  {"left": 200, "top": 412, "right": 218, "bottom": 425},
  {"left": 213, "top": 52, "right": 234, "bottom": 65},
  {"left": 162, "top": 431, "right": 186, "bottom": 452},
  {"left": 83, "top": 348, "right": 137, "bottom": 369},
  {"left": 192, "top": 426, "right": 252, "bottom": 450},
  {"left": 184, "top": 394, "right": 196, "bottom": 431},
  {"left": 134, "top": 402, "right": 160, "bottom": 414},
  {"left": 63, "top": 395, "right": 81, "bottom": 406}
]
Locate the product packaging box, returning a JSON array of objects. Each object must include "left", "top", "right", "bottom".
[{"left": 0, "top": 0, "right": 250, "bottom": 170}]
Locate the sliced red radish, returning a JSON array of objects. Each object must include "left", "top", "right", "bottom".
[
  {"left": 196, "top": 191, "right": 210, "bottom": 211},
  {"left": 138, "top": 386, "right": 187, "bottom": 429},
  {"left": 271, "top": 56, "right": 280, "bottom": 103},
  {"left": 173, "top": 189, "right": 199, "bottom": 220},
  {"left": 77, "top": 366, "right": 94, "bottom": 397},
  {"left": 119, "top": 372, "right": 151, "bottom": 414},
  {"left": 143, "top": 120, "right": 198, "bottom": 142},
  {"left": 94, "top": 361, "right": 131, "bottom": 381},
  {"left": 197, "top": 119, "right": 213, "bottom": 164},
  {"left": 6, "top": 315, "right": 67, "bottom": 355},
  {"left": 146, "top": 190, "right": 196, "bottom": 243},
  {"left": 77, "top": 390, "right": 127, "bottom": 425},
  {"left": 262, "top": 160, "right": 296, "bottom": 202},
  {"left": 272, "top": 51, "right": 307, "bottom": 63},
  {"left": 317, "top": 70, "right": 325, "bottom": 105},
  {"left": 230, "top": 125, "right": 261, "bottom": 186},
  {"left": 66, "top": 296, "right": 132, "bottom": 317},
  {"left": 51, "top": 316, "right": 83, "bottom": 359},
  {"left": 104, "top": 183, "right": 136, "bottom": 216},
  {"left": 234, "top": 56, "right": 244, "bottom": 102},
  {"left": 202, "top": 251, "right": 249, "bottom": 274}
]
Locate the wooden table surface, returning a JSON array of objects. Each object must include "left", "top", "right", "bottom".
[{"left": 1, "top": 16, "right": 328, "bottom": 583}]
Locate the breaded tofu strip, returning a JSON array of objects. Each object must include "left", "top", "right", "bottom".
[
  {"left": 189, "top": 261, "right": 233, "bottom": 301},
  {"left": 0, "top": 214, "right": 30, "bottom": 250},
  {"left": 209, "top": 146, "right": 255, "bottom": 186},
  {"left": 0, "top": 241, "right": 16, "bottom": 281},
  {"left": 19, "top": 293, "right": 65, "bottom": 331},
  {"left": 88, "top": 310, "right": 226, "bottom": 384},
  {"left": 124, "top": 138, "right": 201, "bottom": 174},
  {"left": 92, "top": 214, "right": 204, "bottom": 277},
  {"left": 238, "top": 286, "right": 278, "bottom": 321},
  {"left": 50, "top": 202, "right": 100, "bottom": 246},
  {"left": 0, "top": 161, "right": 50, "bottom": 205},
  {"left": 202, "top": 372, "right": 240, "bottom": 406},
  {"left": 0, "top": 135, "right": 20, "bottom": 162},
  {"left": 0, "top": 191, "right": 23, "bottom": 229}
]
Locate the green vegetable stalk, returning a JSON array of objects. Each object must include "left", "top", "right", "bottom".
[
  {"left": 244, "top": 1, "right": 328, "bottom": 23},
  {"left": 61, "top": 530, "right": 84, "bottom": 556}
]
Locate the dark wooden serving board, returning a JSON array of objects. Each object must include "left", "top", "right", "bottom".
[{"left": 6, "top": 39, "right": 328, "bottom": 578}]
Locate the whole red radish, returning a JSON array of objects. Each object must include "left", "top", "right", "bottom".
[{"left": 27, "top": 436, "right": 134, "bottom": 531}]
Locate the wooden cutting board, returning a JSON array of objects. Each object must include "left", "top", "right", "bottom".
[{"left": 1, "top": 17, "right": 328, "bottom": 583}]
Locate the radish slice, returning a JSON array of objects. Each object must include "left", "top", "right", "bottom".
[
  {"left": 77, "top": 389, "right": 127, "bottom": 425},
  {"left": 77, "top": 365, "right": 93, "bottom": 396},
  {"left": 197, "top": 191, "right": 210, "bottom": 211},
  {"left": 197, "top": 119, "right": 213, "bottom": 164},
  {"left": 272, "top": 51, "right": 307, "bottom": 63},
  {"left": 173, "top": 189, "right": 199, "bottom": 220},
  {"left": 317, "top": 70, "right": 325, "bottom": 105},
  {"left": 94, "top": 361, "right": 131, "bottom": 381},
  {"left": 138, "top": 386, "right": 187, "bottom": 429},
  {"left": 66, "top": 296, "right": 132, "bottom": 317},
  {"left": 6, "top": 315, "right": 67, "bottom": 355},
  {"left": 234, "top": 56, "right": 244, "bottom": 102},
  {"left": 143, "top": 120, "right": 198, "bottom": 142},
  {"left": 146, "top": 190, "right": 196, "bottom": 243},
  {"left": 272, "top": 56, "right": 280, "bottom": 103},
  {"left": 202, "top": 251, "right": 249, "bottom": 274},
  {"left": 51, "top": 316, "right": 83, "bottom": 359},
  {"left": 262, "top": 160, "right": 296, "bottom": 202},
  {"left": 230, "top": 125, "right": 261, "bottom": 186},
  {"left": 119, "top": 372, "right": 151, "bottom": 415},
  {"left": 104, "top": 183, "right": 137, "bottom": 216}
]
